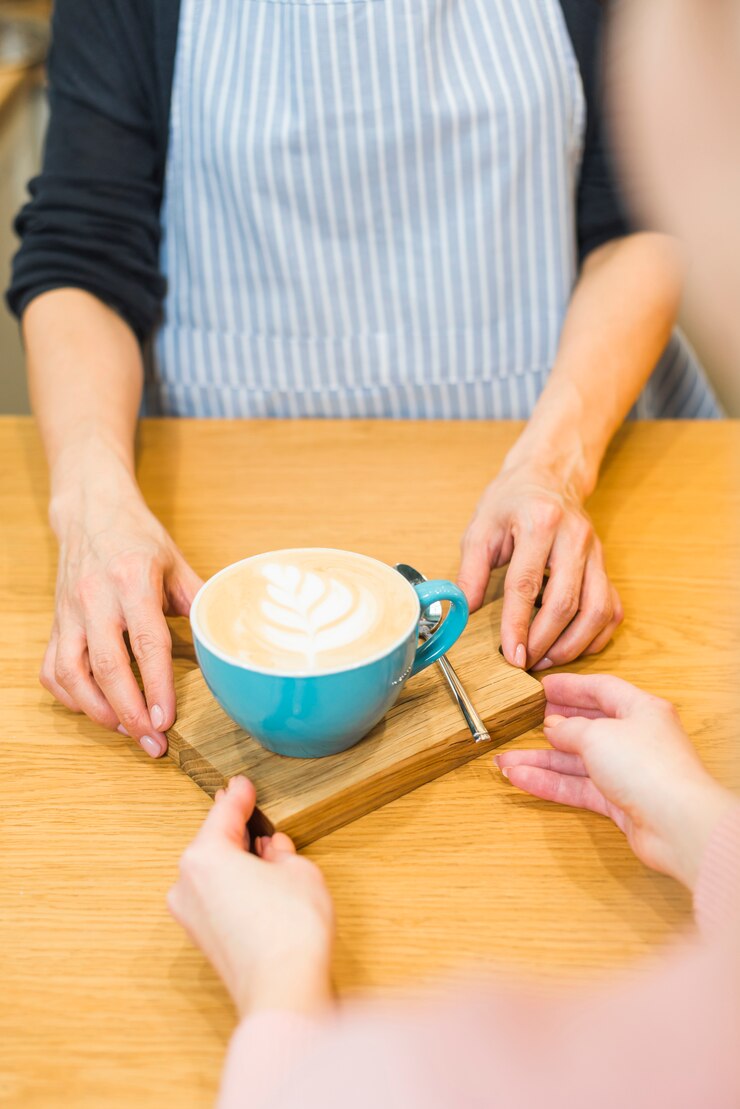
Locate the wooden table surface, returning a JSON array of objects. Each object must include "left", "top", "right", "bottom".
[{"left": 1, "top": 416, "right": 738, "bottom": 1107}]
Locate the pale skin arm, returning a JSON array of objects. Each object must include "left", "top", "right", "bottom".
[
  {"left": 26, "top": 288, "right": 202, "bottom": 757},
  {"left": 27, "top": 234, "right": 682, "bottom": 740},
  {"left": 459, "top": 230, "right": 684, "bottom": 670}
]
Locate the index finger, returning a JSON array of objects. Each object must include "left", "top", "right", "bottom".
[
  {"left": 542, "top": 673, "right": 651, "bottom": 719},
  {"left": 86, "top": 620, "right": 167, "bottom": 753},
  {"left": 123, "top": 600, "right": 175, "bottom": 732},
  {"left": 500, "top": 532, "right": 552, "bottom": 667}
]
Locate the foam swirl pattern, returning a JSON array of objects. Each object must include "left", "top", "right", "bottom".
[{"left": 245, "top": 563, "right": 378, "bottom": 669}]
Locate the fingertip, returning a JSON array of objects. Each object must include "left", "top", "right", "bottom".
[
  {"left": 270, "top": 831, "right": 297, "bottom": 856},
  {"left": 149, "top": 701, "right": 176, "bottom": 733},
  {"left": 544, "top": 714, "right": 567, "bottom": 728},
  {"left": 228, "top": 775, "right": 256, "bottom": 801},
  {"left": 139, "top": 734, "right": 167, "bottom": 758},
  {"left": 456, "top": 576, "right": 486, "bottom": 612}
]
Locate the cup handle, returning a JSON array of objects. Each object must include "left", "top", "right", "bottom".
[{"left": 410, "top": 581, "right": 469, "bottom": 677}]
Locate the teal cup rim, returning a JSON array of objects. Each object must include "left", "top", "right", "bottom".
[{"left": 190, "top": 548, "right": 424, "bottom": 678}]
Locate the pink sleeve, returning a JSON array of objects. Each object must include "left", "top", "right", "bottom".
[
  {"left": 218, "top": 806, "right": 740, "bottom": 1109},
  {"left": 216, "top": 1010, "right": 324, "bottom": 1109},
  {"left": 693, "top": 804, "right": 740, "bottom": 935}
]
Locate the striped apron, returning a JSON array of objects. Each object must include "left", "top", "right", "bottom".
[{"left": 150, "top": 0, "right": 720, "bottom": 420}]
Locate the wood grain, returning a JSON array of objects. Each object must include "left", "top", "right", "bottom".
[
  {"left": 167, "top": 598, "right": 545, "bottom": 846},
  {"left": 1, "top": 417, "right": 738, "bottom": 1109}
]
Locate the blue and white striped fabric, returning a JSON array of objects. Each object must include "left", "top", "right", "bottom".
[{"left": 150, "top": 0, "right": 720, "bottom": 419}]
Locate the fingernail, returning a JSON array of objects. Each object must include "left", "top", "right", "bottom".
[
  {"left": 514, "top": 643, "right": 526, "bottom": 668},
  {"left": 150, "top": 704, "right": 165, "bottom": 730},
  {"left": 533, "top": 657, "right": 553, "bottom": 672},
  {"left": 500, "top": 766, "right": 510, "bottom": 780},
  {"left": 139, "top": 735, "right": 164, "bottom": 758},
  {"left": 544, "top": 714, "right": 566, "bottom": 728},
  {"left": 117, "top": 724, "right": 129, "bottom": 736}
]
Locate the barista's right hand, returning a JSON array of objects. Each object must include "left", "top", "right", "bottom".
[{"left": 40, "top": 465, "right": 203, "bottom": 757}]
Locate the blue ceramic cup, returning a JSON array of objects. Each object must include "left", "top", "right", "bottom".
[{"left": 190, "top": 551, "right": 469, "bottom": 758}]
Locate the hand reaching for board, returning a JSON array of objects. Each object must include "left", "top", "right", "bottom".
[{"left": 496, "top": 673, "right": 736, "bottom": 890}]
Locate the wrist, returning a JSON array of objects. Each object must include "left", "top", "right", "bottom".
[
  {"left": 49, "top": 438, "right": 143, "bottom": 538},
  {"left": 501, "top": 429, "right": 595, "bottom": 502},
  {"left": 665, "top": 781, "right": 738, "bottom": 892},
  {"left": 239, "top": 958, "right": 335, "bottom": 1021},
  {"left": 502, "top": 381, "right": 603, "bottom": 501}
]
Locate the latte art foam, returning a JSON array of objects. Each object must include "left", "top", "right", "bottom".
[{"left": 197, "top": 549, "right": 419, "bottom": 674}]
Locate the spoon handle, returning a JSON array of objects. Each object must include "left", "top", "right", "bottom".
[{"left": 420, "top": 627, "right": 491, "bottom": 743}]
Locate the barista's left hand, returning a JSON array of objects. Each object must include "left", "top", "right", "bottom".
[{"left": 457, "top": 459, "right": 623, "bottom": 671}]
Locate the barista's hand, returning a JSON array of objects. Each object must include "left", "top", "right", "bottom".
[
  {"left": 40, "top": 464, "right": 202, "bottom": 757},
  {"left": 496, "top": 674, "right": 736, "bottom": 890},
  {"left": 168, "top": 776, "right": 335, "bottom": 1019},
  {"left": 458, "top": 460, "right": 622, "bottom": 670}
]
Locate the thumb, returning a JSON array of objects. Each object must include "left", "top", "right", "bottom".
[
  {"left": 543, "top": 713, "right": 604, "bottom": 758},
  {"left": 198, "top": 776, "right": 257, "bottom": 847},
  {"left": 168, "top": 558, "right": 205, "bottom": 616},
  {"left": 457, "top": 533, "right": 495, "bottom": 612}
]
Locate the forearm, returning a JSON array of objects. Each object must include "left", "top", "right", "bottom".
[
  {"left": 505, "top": 232, "right": 684, "bottom": 497},
  {"left": 23, "top": 288, "right": 145, "bottom": 529}
]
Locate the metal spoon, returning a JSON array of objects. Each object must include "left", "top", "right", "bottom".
[{"left": 394, "top": 563, "right": 491, "bottom": 743}]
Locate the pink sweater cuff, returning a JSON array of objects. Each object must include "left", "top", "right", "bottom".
[
  {"left": 216, "top": 1009, "right": 323, "bottom": 1109},
  {"left": 693, "top": 803, "right": 740, "bottom": 936}
]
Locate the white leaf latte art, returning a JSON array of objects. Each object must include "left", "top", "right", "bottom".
[
  {"left": 235, "top": 562, "right": 380, "bottom": 669},
  {"left": 199, "top": 550, "right": 419, "bottom": 674}
]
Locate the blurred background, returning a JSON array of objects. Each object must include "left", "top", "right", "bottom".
[
  {"left": 0, "top": 0, "right": 49, "bottom": 414},
  {"left": 0, "top": 1, "right": 736, "bottom": 416}
]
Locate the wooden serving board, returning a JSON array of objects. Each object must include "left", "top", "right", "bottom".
[{"left": 167, "top": 597, "right": 545, "bottom": 847}]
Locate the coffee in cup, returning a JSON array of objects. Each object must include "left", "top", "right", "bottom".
[{"left": 197, "top": 548, "right": 419, "bottom": 675}]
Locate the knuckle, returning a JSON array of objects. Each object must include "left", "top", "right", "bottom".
[
  {"left": 461, "top": 522, "right": 488, "bottom": 554},
  {"left": 508, "top": 570, "right": 542, "bottom": 604},
  {"left": 89, "top": 650, "right": 120, "bottom": 685},
  {"left": 590, "top": 598, "right": 614, "bottom": 627},
  {"left": 108, "top": 552, "right": 145, "bottom": 592},
  {"left": 117, "top": 705, "right": 149, "bottom": 733},
  {"left": 77, "top": 574, "right": 102, "bottom": 609},
  {"left": 570, "top": 517, "right": 593, "bottom": 550},
  {"left": 530, "top": 500, "right": 562, "bottom": 532},
  {"left": 654, "top": 696, "right": 678, "bottom": 720},
  {"left": 179, "top": 845, "right": 210, "bottom": 884},
  {"left": 551, "top": 589, "right": 580, "bottom": 622},
  {"left": 55, "top": 657, "right": 81, "bottom": 689},
  {"left": 130, "top": 627, "right": 170, "bottom": 664}
]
